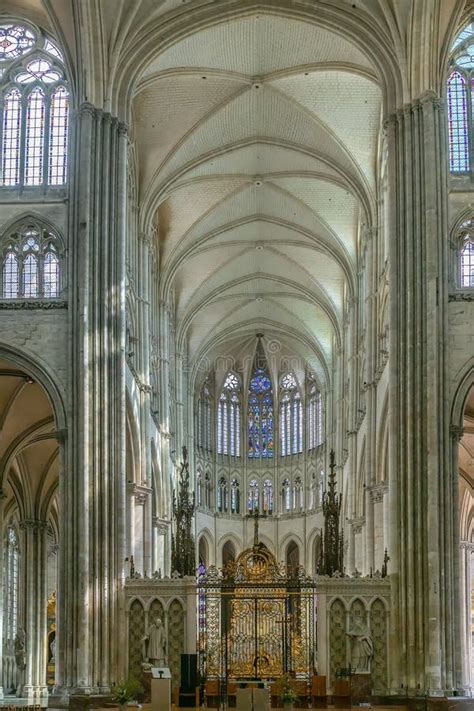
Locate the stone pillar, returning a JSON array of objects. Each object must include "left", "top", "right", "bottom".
[
  {"left": 19, "top": 519, "right": 49, "bottom": 700},
  {"left": 386, "top": 94, "right": 457, "bottom": 695},
  {"left": 59, "top": 104, "right": 128, "bottom": 694}
]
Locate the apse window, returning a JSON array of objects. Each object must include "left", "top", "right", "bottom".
[
  {"left": 447, "top": 22, "right": 474, "bottom": 173},
  {"left": 0, "top": 22, "right": 69, "bottom": 187},
  {"left": 1, "top": 221, "right": 62, "bottom": 299}
]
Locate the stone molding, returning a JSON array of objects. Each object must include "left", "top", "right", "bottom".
[
  {"left": 460, "top": 541, "right": 474, "bottom": 552},
  {"left": 448, "top": 292, "right": 474, "bottom": 301},
  {"left": 0, "top": 299, "right": 67, "bottom": 309}
]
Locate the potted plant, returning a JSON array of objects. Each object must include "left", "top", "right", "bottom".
[
  {"left": 112, "top": 676, "right": 143, "bottom": 711},
  {"left": 278, "top": 673, "right": 298, "bottom": 710}
]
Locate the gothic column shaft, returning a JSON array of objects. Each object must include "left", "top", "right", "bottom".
[
  {"left": 387, "top": 95, "right": 455, "bottom": 695},
  {"left": 60, "top": 104, "right": 127, "bottom": 693},
  {"left": 20, "top": 520, "right": 48, "bottom": 698}
]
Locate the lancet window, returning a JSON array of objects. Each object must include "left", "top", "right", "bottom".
[
  {"left": 0, "top": 22, "right": 69, "bottom": 187},
  {"left": 248, "top": 362, "right": 274, "bottom": 459},
  {"left": 457, "top": 218, "right": 474, "bottom": 287},
  {"left": 282, "top": 478, "right": 291, "bottom": 512},
  {"left": 1, "top": 221, "right": 62, "bottom": 299},
  {"left": 280, "top": 373, "right": 303, "bottom": 455},
  {"left": 4, "top": 525, "right": 19, "bottom": 642},
  {"left": 248, "top": 479, "right": 259, "bottom": 511},
  {"left": 197, "top": 381, "right": 212, "bottom": 451},
  {"left": 230, "top": 478, "right": 240, "bottom": 514},
  {"left": 307, "top": 383, "right": 323, "bottom": 450},
  {"left": 217, "top": 477, "right": 228, "bottom": 513},
  {"left": 217, "top": 372, "right": 241, "bottom": 456},
  {"left": 447, "top": 22, "right": 474, "bottom": 173},
  {"left": 263, "top": 478, "right": 273, "bottom": 514}
]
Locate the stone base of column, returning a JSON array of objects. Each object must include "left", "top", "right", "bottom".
[
  {"left": 0, "top": 686, "right": 4, "bottom": 701},
  {"left": 23, "top": 684, "right": 48, "bottom": 700}
]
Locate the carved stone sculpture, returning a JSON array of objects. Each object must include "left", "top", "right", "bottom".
[
  {"left": 346, "top": 621, "right": 373, "bottom": 672},
  {"left": 143, "top": 617, "right": 167, "bottom": 666}
]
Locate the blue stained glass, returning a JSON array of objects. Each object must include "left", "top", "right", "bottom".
[
  {"left": 248, "top": 365, "right": 273, "bottom": 458},
  {"left": 447, "top": 71, "right": 469, "bottom": 172}
]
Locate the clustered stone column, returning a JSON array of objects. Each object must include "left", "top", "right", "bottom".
[
  {"left": 20, "top": 519, "right": 49, "bottom": 700},
  {"left": 58, "top": 104, "right": 128, "bottom": 695},
  {"left": 386, "top": 94, "right": 459, "bottom": 695}
]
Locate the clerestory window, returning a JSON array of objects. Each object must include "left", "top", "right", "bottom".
[{"left": 0, "top": 22, "right": 69, "bottom": 187}]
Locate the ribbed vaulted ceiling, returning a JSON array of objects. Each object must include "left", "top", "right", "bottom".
[{"left": 133, "top": 13, "right": 382, "bottom": 384}]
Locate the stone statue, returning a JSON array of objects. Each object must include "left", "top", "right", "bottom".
[
  {"left": 14, "top": 628, "right": 26, "bottom": 697},
  {"left": 143, "top": 617, "right": 167, "bottom": 666},
  {"left": 14, "top": 628, "right": 26, "bottom": 670},
  {"left": 346, "top": 620, "right": 373, "bottom": 672}
]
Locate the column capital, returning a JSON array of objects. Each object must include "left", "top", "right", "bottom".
[
  {"left": 19, "top": 519, "right": 48, "bottom": 532},
  {"left": 450, "top": 424, "right": 464, "bottom": 441}
]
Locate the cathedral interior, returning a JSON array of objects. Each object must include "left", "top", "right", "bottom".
[{"left": 0, "top": 1, "right": 474, "bottom": 709}]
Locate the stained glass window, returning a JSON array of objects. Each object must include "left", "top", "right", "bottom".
[
  {"left": 0, "top": 22, "right": 69, "bottom": 187},
  {"left": 280, "top": 373, "right": 302, "bottom": 456},
  {"left": 2, "top": 88, "right": 21, "bottom": 185},
  {"left": 196, "top": 467, "right": 203, "bottom": 507},
  {"left": 198, "top": 383, "right": 212, "bottom": 451},
  {"left": 2, "top": 249, "right": 19, "bottom": 297},
  {"left": 282, "top": 478, "right": 291, "bottom": 512},
  {"left": 25, "top": 87, "right": 45, "bottom": 184},
  {"left": 217, "top": 372, "right": 240, "bottom": 456},
  {"left": 447, "top": 71, "right": 469, "bottom": 172},
  {"left": 231, "top": 478, "right": 240, "bottom": 514},
  {"left": 293, "top": 477, "right": 303, "bottom": 511},
  {"left": 248, "top": 479, "right": 259, "bottom": 511},
  {"left": 457, "top": 219, "right": 474, "bottom": 287},
  {"left": 263, "top": 479, "right": 273, "bottom": 514},
  {"left": 248, "top": 366, "right": 274, "bottom": 459},
  {"left": 308, "top": 383, "right": 323, "bottom": 449},
  {"left": 1, "top": 221, "right": 62, "bottom": 299},
  {"left": 217, "top": 477, "right": 228, "bottom": 512},
  {"left": 461, "top": 236, "right": 474, "bottom": 286},
  {"left": 4, "top": 525, "right": 19, "bottom": 642},
  {"left": 43, "top": 249, "right": 59, "bottom": 297},
  {"left": 48, "top": 86, "right": 69, "bottom": 185}
]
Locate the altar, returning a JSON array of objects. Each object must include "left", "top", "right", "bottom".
[{"left": 197, "top": 511, "right": 317, "bottom": 692}]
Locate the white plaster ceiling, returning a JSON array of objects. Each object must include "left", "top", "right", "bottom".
[{"left": 133, "top": 12, "right": 383, "bottom": 383}]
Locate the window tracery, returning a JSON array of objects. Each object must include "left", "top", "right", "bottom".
[
  {"left": 217, "top": 372, "right": 241, "bottom": 456},
  {"left": 1, "top": 220, "right": 62, "bottom": 299},
  {"left": 0, "top": 22, "right": 69, "bottom": 187}
]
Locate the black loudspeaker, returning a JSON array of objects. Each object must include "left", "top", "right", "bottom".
[{"left": 180, "top": 653, "right": 198, "bottom": 691}]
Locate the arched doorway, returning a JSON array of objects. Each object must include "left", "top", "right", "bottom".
[
  {"left": 0, "top": 354, "right": 62, "bottom": 698},
  {"left": 459, "top": 386, "right": 474, "bottom": 690}
]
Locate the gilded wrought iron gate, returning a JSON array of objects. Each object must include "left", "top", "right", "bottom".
[{"left": 198, "top": 539, "right": 316, "bottom": 684}]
